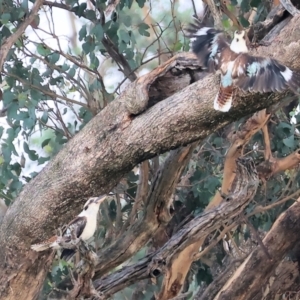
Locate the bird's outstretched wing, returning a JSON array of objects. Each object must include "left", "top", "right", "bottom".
[
  {"left": 185, "top": 18, "right": 230, "bottom": 72},
  {"left": 232, "top": 54, "right": 300, "bottom": 93}
]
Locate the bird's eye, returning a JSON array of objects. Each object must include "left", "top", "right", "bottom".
[
  {"left": 84, "top": 205, "right": 88, "bottom": 210},
  {"left": 236, "top": 38, "right": 239, "bottom": 42}
]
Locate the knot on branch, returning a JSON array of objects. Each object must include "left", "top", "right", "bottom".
[
  {"left": 148, "top": 256, "right": 167, "bottom": 279},
  {"left": 156, "top": 196, "right": 176, "bottom": 224},
  {"left": 122, "top": 81, "right": 150, "bottom": 115}
]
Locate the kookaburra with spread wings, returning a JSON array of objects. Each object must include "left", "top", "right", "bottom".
[
  {"left": 31, "top": 195, "right": 109, "bottom": 260},
  {"left": 186, "top": 19, "right": 300, "bottom": 112}
]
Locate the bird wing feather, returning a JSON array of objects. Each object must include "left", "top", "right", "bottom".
[
  {"left": 64, "top": 216, "right": 87, "bottom": 241},
  {"left": 232, "top": 54, "right": 300, "bottom": 93},
  {"left": 185, "top": 19, "right": 230, "bottom": 72}
]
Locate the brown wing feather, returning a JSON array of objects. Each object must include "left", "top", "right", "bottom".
[
  {"left": 64, "top": 216, "right": 87, "bottom": 240},
  {"left": 232, "top": 54, "right": 300, "bottom": 93}
]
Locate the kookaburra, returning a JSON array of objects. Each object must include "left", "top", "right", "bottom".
[
  {"left": 186, "top": 18, "right": 300, "bottom": 112},
  {"left": 31, "top": 195, "right": 108, "bottom": 260}
]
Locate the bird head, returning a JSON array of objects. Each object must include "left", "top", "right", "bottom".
[
  {"left": 82, "top": 194, "right": 111, "bottom": 213},
  {"left": 230, "top": 30, "right": 248, "bottom": 54}
]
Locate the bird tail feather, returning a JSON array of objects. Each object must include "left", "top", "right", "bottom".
[
  {"left": 31, "top": 242, "right": 53, "bottom": 252},
  {"left": 31, "top": 236, "right": 58, "bottom": 252},
  {"left": 214, "top": 86, "right": 233, "bottom": 112}
]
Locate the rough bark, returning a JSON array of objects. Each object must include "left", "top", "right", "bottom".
[
  {"left": 215, "top": 198, "right": 300, "bottom": 300},
  {"left": 0, "top": 13, "right": 300, "bottom": 300}
]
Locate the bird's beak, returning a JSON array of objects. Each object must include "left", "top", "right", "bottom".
[{"left": 94, "top": 194, "right": 108, "bottom": 204}]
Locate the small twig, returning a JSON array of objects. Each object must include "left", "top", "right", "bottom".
[
  {"left": 220, "top": 2, "right": 243, "bottom": 30},
  {"left": 190, "top": 0, "right": 198, "bottom": 18}
]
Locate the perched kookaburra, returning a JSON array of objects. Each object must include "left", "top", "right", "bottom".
[
  {"left": 31, "top": 195, "right": 108, "bottom": 260},
  {"left": 186, "top": 18, "right": 300, "bottom": 112}
]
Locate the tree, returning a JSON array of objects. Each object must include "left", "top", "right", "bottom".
[{"left": 0, "top": 0, "right": 300, "bottom": 299}]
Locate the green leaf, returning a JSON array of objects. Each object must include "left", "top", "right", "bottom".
[
  {"left": 41, "top": 138, "right": 51, "bottom": 148},
  {"left": 119, "top": 29, "right": 130, "bottom": 43},
  {"left": 136, "top": 0, "right": 146, "bottom": 8},
  {"left": 222, "top": 18, "right": 231, "bottom": 29},
  {"left": 283, "top": 135, "right": 294, "bottom": 148},
  {"left": 250, "top": 0, "right": 261, "bottom": 7},
  {"left": 71, "top": 3, "right": 87, "bottom": 17},
  {"left": 1, "top": 145, "right": 11, "bottom": 163},
  {"left": 2, "top": 90, "right": 15, "bottom": 105},
  {"left": 0, "top": 126, "right": 4, "bottom": 139},
  {"left": 1, "top": 13, "right": 11, "bottom": 24},
  {"left": 239, "top": 15, "right": 250, "bottom": 27},
  {"left": 138, "top": 23, "right": 150, "bottom": 37},
  {"left": 68, "top": 67, "right": 76, "bottom": 78},
  {"left": 21, "top": 0, "right": 29, "bottom": 10},
  {"left": 91, "top": 23, "right": 104, "bottom": 41},
  {"left": 82, "top": 41, "right": 93, "bottom": 55},
  {"left": 23, "top": 142, "right": 38, "bottom": 161},
  {"left": 60, "top": 64, "right": 70, "bottom": 72},
  {"left": 173, "top": 41, "right": 183, "bottom": 52},
  {"left": 48, "top": 52, "right": 60, "bottom": 64},
  {"left": 1, "top": 25, "right": 11, "bottom": 39},
  {"left": 89, "top": 79, "right": 102, "bottom": 92},
  {"left": 85, "top": 9, "right": 96, "bottom": 21},
  {"left": 37, "top": 44, "right": 51, "bottom": 56},
  {"left": 38, "top": 156, "right": 50, "bottom": 165},
  {"left": 41, "top": 111, "right": 48, "bottom": 124},
  {"left": 79, "top": 25, "right": 87, "bottom": 41},
  {"left": 240, "top": 0, "right": 250, "bottom": 12},
  {"left": 89, "top": 52, "right": 99, "bottom": 69},
  {"left": 123, "top": 15, "right": 131, "bottom": 27},
  {"left": 30, "top": 89, "right": 42, "bottom": 102}
]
